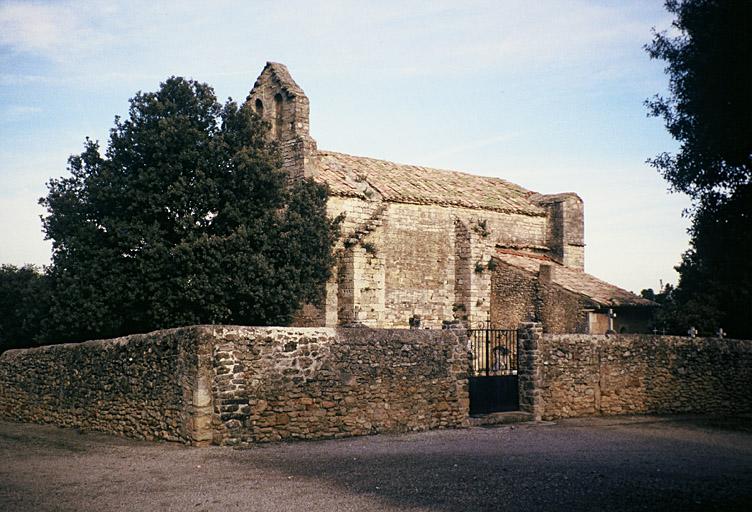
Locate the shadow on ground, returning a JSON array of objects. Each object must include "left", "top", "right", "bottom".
[
  {"left": 221, "top": 415, "right": 752, "bottom": 512},
  {"left": 1, "top": 415, "right": 751, "bottom": 512}
]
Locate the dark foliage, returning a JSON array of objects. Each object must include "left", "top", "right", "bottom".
[
  {"left": 646, "top": 1, "right": 752, "bottom": 339},
  {"left": 646, "top": 0, "right": 751, "bottom": 199},
  {"left": 39, "top": 77, "right": 339, "bottom": 343},
  {"left": 655, "top": 186, "right": 752, "bottom": 337},
  {"left": 0, "top": 265, "right": 49, "bottom": 352}
]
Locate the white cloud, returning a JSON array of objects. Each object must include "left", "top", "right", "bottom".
[
  {"left": 0, "top": 2, "right": 69, "bottom": 52},
  {"left": 0, "top": 0, "right": 687, "bottom": 291},
  {"left": 2, "top": 104, "right": 42, "bottom": 117},
  {"left": 265, "top": 0, "right": 673, "bottom": 78},
  {"left": 0, "top": 1, "right": 116, "bottom": 63},
  {"left": 0, "top": 73, "right": 53, "bottom": 86},
  {"left": 0, "top": 1, "right": 674, "bottom": 80}
]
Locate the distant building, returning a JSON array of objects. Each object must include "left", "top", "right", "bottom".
[{"left": 248, "top": 62, "right": 656, "bottom": 333}]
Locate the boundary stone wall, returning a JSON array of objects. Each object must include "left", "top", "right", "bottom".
[
  {"left": 0, "top": 327, "right": 214, "bottom": 444},
  {"left": 210, "top": 326, "right": 469, "bottom": 445},
  {"left": 0, "top": 326, "right": 469, "bottom": 445},
  {"left": 518, "top": 323, "right": 752, "bottom": 420}
]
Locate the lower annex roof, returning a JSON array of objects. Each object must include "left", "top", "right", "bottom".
[{"left": 494, "top": 250, "right": 657, "bottom": 308}]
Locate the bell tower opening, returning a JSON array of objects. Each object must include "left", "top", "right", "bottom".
[{"left": 246, "top": 62, "right": 317, "bottom": 180}]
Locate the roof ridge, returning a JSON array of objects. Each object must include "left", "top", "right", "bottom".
[
  {"left": 495, "top": 248, "right": 555, "bottom": 262},
  {"left": 318, "top": 149, "right": 536, "bottom": 194},
  {"left": 316, "top": 150, "right": 546, "bottom": 216}
]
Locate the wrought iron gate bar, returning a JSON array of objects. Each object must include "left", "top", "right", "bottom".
[
  {"left": 467, "top": 326, "right": 520, "bottom": 414},
  {"left": 467, "top": 328, "right": 518, "bottom": 377}
]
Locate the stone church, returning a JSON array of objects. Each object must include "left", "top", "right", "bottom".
[{"left": 248, "top": 62, "right": 655, "bottom": 334}]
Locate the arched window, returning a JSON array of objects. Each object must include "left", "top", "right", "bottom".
[
  {"left": 273, "top": 93, "right": 284, "bottom": 139},
  {"left": 255, "top": 98, "right": 264, "bottom": 117}
]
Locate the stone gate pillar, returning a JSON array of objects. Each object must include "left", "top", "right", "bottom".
[{"left": 517, "top": 322, "right": 543, "bottom": 421}]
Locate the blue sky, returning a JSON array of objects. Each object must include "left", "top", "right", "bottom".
[{"left": 0, "top": 0, "right": 688, "bottom": 293}]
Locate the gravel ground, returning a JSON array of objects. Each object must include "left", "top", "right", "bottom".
[{"left": 1, "top": 415, "right": 751, "bottom": 512}]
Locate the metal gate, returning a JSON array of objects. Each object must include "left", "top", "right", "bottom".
[{"left": 468, "top": 324, "right": 519, "bottom": 415}]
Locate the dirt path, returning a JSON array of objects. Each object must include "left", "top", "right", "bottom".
[{"left": 1, "top": 415, "right": 751, "bottom": 511}]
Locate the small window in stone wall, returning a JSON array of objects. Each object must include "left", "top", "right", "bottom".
[
  {"left": 255, "top": 98, "right": 264, "bottom": 117},
  {"left": 273, "top": 93, "right": 284, "bottom": 139}
]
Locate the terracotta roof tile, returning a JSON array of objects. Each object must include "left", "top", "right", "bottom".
[
  {"left": 314, "top": 151, "right": 545, "bottom": 216},
  {"left": 494, "top": 251, "right": 656, "bottom": 307}
]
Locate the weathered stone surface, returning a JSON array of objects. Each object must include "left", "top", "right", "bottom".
[
  {"left": 246, "top": 62, "right": 317, "bottom": 181},
  {"left": 0, "top": 326, "right": 470, "bottom": 446},
  {"left": 518, "top": 324, "right": 752, "bottom": 420},
  {"left": 257, "top": 62, "right": 642, "bottom": 333},
  {"left": 0, "top": 327, "right": 213, "bottom": 445},
  {"left": 208, "top": 326, "right": 470, "bottom": 445},
  {"left": 299, "top": 196, "right": 549, "bottom": 330},
  {"left": 491, "top": 254, "right": 655, "bottom": 333},
  {"left": 532, "top": 193, "right": 584, "bottom": 270}
]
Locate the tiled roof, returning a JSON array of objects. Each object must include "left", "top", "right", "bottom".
[
  {"left": 314, "top": 151, "right": 546, "bottom": 216},
  {"left": 494, "top": 250, "right": 656, "bottom": 307}
]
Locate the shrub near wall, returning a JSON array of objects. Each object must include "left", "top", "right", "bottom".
[
  {"left": 518, "top": 326, "right": 752, "bottom": 420},
  {"left": 210, "top": 327, "right": 469, "bottom": 445},
  {"left": 0, "top": 327, "right": 213, "bottom": 444}
]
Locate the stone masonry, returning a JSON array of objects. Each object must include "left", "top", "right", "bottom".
[
  {"left": 490, "top": 252, "right": 656, "bottom": 333},
  {"left": 210, "top": 326, "right": 469, "bottom": 445},
  {"left": 517, "top": 323, "right": 752, "bottom": 420},
  {"left": 491, "top": 262, "right": 590, "bottom": 333},
  {"left": 3, "top": 324, "right": 749, "bottom": 445},
  {"left": 0, "top": 327, "right": 213, "bottom": 445},
  {"left": 246, "top": 62, "right": 318, "bottom": 180},
  {"left": 0, "top": 326, "right": 470, "bottom": 445},
  {"left": 328, "top": 199, "right": 547, "bottom": 329},
  {"left": 246, "top": 62, "right": 591, "bottom": 330}
]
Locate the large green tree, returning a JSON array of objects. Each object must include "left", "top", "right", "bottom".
[
  {"left": 0, "top": 265, "right": 49, "bottom": 352},
  {"left": 41, "top": 77, "right": 339, "bottom": 343},
  {"left": 646, "top": 0, "right": 752, "bottom": 338}
]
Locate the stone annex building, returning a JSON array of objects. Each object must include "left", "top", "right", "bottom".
[{"left": 249, "top": 62, "right": 655, "bottom": 334}]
